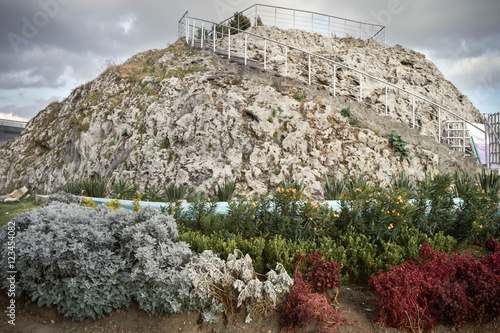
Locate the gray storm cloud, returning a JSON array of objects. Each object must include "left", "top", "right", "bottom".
[{"left": 0, "top": 0, "right": 499, "bottom": 119}]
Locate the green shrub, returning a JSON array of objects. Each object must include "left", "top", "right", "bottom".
[
  {"left": 391, "top": 171, "right": 414, "bottom": 197},
  {"left": 386, "top": 130, "right": 409, "bottom": 159},
  {"left": 279, "top": 176, "right": 305, "bottom": 193},
  {"left": 453, "top": 170, "right": 472, "bottom": 198},
  {"left": 337, "top": 184, "right": 417, "bottom": 244},
  {"left": 187, "top": 190, "right": 206, "bottom": 203},
  {"left": 450, "top": 178, "right": 499, "bottom": 246},
  {"left": 340, "top": 107, "right": 351, "bottom": 117},
  {"left": 293, "top": 92, "right": 305, "bottom": 102},
  {"left": 414, "top": 173, "right": 455, "bottom": 237}
]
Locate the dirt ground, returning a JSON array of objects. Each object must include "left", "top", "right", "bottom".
[{"left": 1, "top": 286, "right": 499, "bottom": 333}]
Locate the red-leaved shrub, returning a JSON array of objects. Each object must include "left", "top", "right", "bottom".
[
  {"left": 486, "top": 236, "right": 499, "bottom": 253},
  {"left": 283, "top": 252, "right": 345, "bottom": 332},
  {"left": 299, "top": 252, "right": 342, "bottom": 293},
  {"left": 369, "top": 244, "right": 500, "bottom": 331},
  {"left": 481, "top": 250, "right": 500, "bottom": 276}
]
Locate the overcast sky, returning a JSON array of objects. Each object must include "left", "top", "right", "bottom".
[{"left": 1, "top": 0, "right": 499, "bottom": 121}]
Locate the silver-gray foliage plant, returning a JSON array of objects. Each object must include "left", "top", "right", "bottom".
[
  {"left": 0, "top": 201, "right": 293, "bottom": 322},
  {"left": 185, "top": 249, "right": 293, "bottom": 324},
  {"left": 0, "top": 202, "right": 194, "bottom": 321}
]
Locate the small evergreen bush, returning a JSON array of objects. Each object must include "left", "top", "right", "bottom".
[{"left": 340, "top": 107, "right": 351, "bottom": 117}]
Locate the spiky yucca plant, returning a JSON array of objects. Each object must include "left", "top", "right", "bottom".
[
  {"left": 81, "top": 178, "right": 108, "bottom": 198},
  {"left": 391, "top": 171, "right": 414, "bottom": 197},
  {"left": 164, "top": 184, "right": 188, "bottom": 202},
  {"left": 323, "top": 174, "right": 344, "bottom": 200},
  {"left": 142, "top": 184, "right": 165, "bottom": 202},
  {"left": 110, "top": 178, "right": 137, "bottom": 199},
  {"left": 216, "top": 178, "right": 236, "bottom": 202},
  {"left": 476, "top": 169, "right": 500, "bottom": 194}
]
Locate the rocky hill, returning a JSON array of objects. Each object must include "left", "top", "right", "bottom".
[
  {"left": 224, "top": 26, "right": 482, "bottom": 136},
  {"left": 0, "top": 28, "right": 481, "bottom": 197}
]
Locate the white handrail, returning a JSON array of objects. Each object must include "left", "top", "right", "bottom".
[
  {"left": 179, "top": 16, "right": 485, "bottom": 144},
  {"left": 219, "top": 4, "right": 385, "bottom": 42}
]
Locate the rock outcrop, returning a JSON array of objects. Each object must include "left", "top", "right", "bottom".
[
  {"left": 0, "top": 28, "right": 481, "bottom": 197},
  {"left": 223, "top": 26, "right": 482, "bottom": 136}
]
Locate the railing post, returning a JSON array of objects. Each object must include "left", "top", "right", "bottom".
[
  {"left": 385, "top": 85, "right": 388, "bottom": 115},
  {"left": 244, "top": 34, "right": 247, "bottom": 65},
  {"left": 359, "top": 23, "right": 362, "bottom": 39},
  {"left": 213, "top": 25, "right": 216, "bottom": 53},
  {"left": 238, "top": 15, "right": 240, "bottom": 30},
  {"left": 186, "top": 18, "right": 189, "bottom": 43},
  {"left": 308, "top": 55, "right": 311, "bottom": 85},
  {"left": 293, "top": 10, "right": 295, "bottom": 29},
  {"left": 333, "top": 65, "right": 336, "bottom": 97},
  {"left": 256, "top": 6, "right": 258, "bottom": 26},
  {"left": 328, "top": 17, "right": 331, "bottom": 37},
  {"left": 264, "top": 39, "right": 266, "bottom": 70},
  {"left": 285, "top": 47, "right": 288, "bottom": 77},
  {"left": 228, "top": 28, "right": 231, "bottom": 59},
  {"left": 359, "top": 74, "right": 362, "bottom": 102},
  {"left": 463, "top": 122, "right": 466, "bottom": 152},
  {"left": 438, "top": 108, "right": 441, "bottom": 143},
  {"left": 412, "top": 96, "right": 415, "bottom": 129},
  {"left": 486, "top": 115, "right": 489, "bottom": 168},
  {"left": 192, "top": 20, "right": 195, "bottom": 47},
  {"left": 201, "top": 23, "right": 204, "bottom": 49},
  {"left": 311, "top": 13, "right": 314, "bottom": 33},
  {"left": 345, "top": 20, "right": 347, "bottom": 37},
  {"left": 275, "top": 7, "right": 277, "bottom": 27}
]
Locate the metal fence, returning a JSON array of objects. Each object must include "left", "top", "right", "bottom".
[
  {"left": 219, "top": 4, "right": 386, "bottom": 42},
  {"left": 444, "top": 121, "right": 473, "bottom": 157},
  {"left": 486, "top": 112, "right": 500, "bottom": 168},
  {"left": 178, "top": 10, "right": 485, "bottom": 161}
]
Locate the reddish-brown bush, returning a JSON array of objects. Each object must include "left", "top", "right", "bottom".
[
  {"left": 486, "top": 236, "right": 499, "bottom": 253},
  {"left": 283, "top": 252, "right": 345, "bottom": 332},
  {"left": 369, "top": 243, "right": 500, "bottom": 331}
]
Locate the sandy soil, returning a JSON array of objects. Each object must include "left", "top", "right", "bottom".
[{"left": 1, "top": 286, "right": 498, "bottom": 333}]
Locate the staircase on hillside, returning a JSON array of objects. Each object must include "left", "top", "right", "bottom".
[{"left": 178, "top": 4, "right": 494, "bottom": 168}]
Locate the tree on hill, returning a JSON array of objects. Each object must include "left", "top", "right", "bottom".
[{"left": 216, "top": 12, "right": 254, "bottom": 36}]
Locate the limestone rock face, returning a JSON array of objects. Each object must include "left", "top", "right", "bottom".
[
  {"left": 223, "top": 26, "right": 482, "bottom": 136},
  {"left": 0, "top": 32, "right": 480, "bottom": 197}
]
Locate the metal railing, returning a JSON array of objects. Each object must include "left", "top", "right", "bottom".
[
  {"left": 178, "top": 11, "right": 189, "bottom": 39},
  {"left": 444, "top": 121, "right": 474, "bottom": 157},
  {"left": 485, "top": 112, "right": 500, "bottom": 168},
  {"left": 219, "top": 4, "right": 386, "bottom": 42},
  {"left": 178, "top": 12, "right": 485, "bottom": 158}
]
